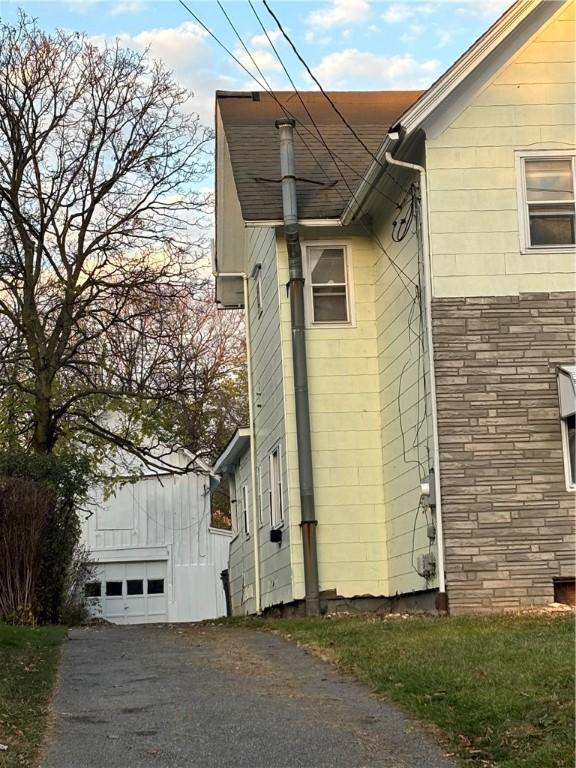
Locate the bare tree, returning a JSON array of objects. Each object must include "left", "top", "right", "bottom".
[{"left": 0, "top": 14, "right": 219, "bottom": 462}]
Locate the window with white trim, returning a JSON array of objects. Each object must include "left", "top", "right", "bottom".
[
  {"left": 305, "top": 245, "right": 350, "bottom": 324},
  {"left": 241, "top": 484, "right": 250, "bottom": 535},
  {"left": 558, "top": 365, "right": 576, "bottom": 491},
  {"left": 255, "top": 266, "right": 263, "bottom": 315},
  {"left": 562, "top": 415, "right": 576, "bottom": 490},
  {"left": 257, "top": 466, "right": 264, "bottom": 526},
  {"left": 517, "top": 152, "right": 575, "bottom": 250},
  {"left": 269, "top": 446, "right": 283, "bottom": 527}
]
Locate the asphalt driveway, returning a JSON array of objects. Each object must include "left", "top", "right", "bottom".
[{"left": 43, "top": 624, "right": 456, "bottom": 768}]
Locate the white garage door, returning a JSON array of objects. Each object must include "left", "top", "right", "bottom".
[{"left": 87, "top": 561, "right": 168, "bottom": 625}]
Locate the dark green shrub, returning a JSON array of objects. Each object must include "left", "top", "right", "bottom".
[{"left": 0, "top": 451, "right": 92, "bottom": 624}]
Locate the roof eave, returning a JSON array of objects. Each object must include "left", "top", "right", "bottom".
[
  {"left": 213, "top": 427, "right": 251, "bottom": 475},
  {"left": 341, "top": 134, "right": 396, "bottom": 225},
  {"left": 341, "top": 0, "right": 559, "bottom": 225}
]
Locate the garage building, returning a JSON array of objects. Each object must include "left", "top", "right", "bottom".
[{"left": 81, "top": 453, "right": 231, "bottom": 624}]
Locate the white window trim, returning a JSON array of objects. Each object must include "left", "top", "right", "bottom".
[
  {"left": 303, "top": 240, "right": 355, "bottom": 328},
  {"left": 252, "top": 263, "right": 263, "bottom": 316},
  {"left": 560, "top": 417, "right": 576, "bottom": 493},
  {"left": 515, "top": 150, "right": 576, "bottom": 255},
  {"left": 256, "top": 466, "right": 264, "bottom": 527},
  {"left": 241, "top": 484, "right": 250, "bottom": 536},
  {"left": 269, "top": 445, "right": 284, "bottom": 529}
]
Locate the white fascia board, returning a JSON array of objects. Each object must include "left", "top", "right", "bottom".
[
  {"left": 244, "top": 218, "right": 342, "bottom": 227},
  {"left": 341, "top": 135, "right": 396, "bottom": 224},
  {"left": 397, "top": 0, "right": 558, "bottom": 136},
  {"left": 342, "top": 0, "right": 562, "bottom": 225},
  {"left": 213, "top": 427, "right": 251, "bottom": 475}
]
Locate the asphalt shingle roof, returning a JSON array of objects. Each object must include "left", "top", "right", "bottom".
[{"left": 217, "top": 90, "right": 424, "bottom": 222}]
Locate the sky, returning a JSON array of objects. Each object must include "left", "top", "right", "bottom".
[{"left": 0, "top": 0, "right": 514, "bottom": 127}]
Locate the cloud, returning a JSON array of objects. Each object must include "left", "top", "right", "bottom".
[
  {"left": 233, "top": 46, "right": 282, "bottom": 75},
  {"left": 311, "top": 49, "right": 440, "bottom": 89},
  {"left": 109, "top": 1, "right": 145, "bottom": 15},
  {"left": 382, "top": 3, "right": 437, "bottom": 23},
  {"left": 456, "top": 0, "right": 510, "bottom": 18},
  {"left": 102, "top": 22, "right": 239, "bottom": 126},
  {"left": 400, "top": 24, "right": 425, "bottom": 44},
  {"left": 250, "top": 29, "right": 282, "bottom": 48},
  {"left": 307, "top": 0, "right": 371, "bottom": 29}
]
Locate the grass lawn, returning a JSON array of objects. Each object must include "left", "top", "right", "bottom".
[
  {"left": 0, "top": 623, "right": 67, "bottom": 768},
  {"left": 255, "top": 613, "right": 574, "bottom": 768}
]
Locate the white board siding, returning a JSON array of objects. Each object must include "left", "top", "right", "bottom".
[{"left": 83, "top": 469, "right": 231, "bottom": 623}]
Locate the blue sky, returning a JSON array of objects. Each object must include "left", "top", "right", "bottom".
[{"left": 0, "top": 0, "right": 512, "bottom": 125}]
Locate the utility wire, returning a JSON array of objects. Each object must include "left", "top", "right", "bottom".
[
  {"left": 178, "top": 0, "right": 404, "bottom": 215},
  {"left": 177, "top": 0, "right": 416, "bottom": 291},
  {"left": 246, "top": 0, "right": 416, "bottom": 291},
  {"left": 262, "top": 0, "right": 407, "bottom": 196}
]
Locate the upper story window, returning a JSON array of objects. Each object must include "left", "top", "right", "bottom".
[
  {"left": 305, "top": 245, "right": 351, "bottom": 325},
  {"left": 517, "top": 152, "right": 575, "bottom": 252}
]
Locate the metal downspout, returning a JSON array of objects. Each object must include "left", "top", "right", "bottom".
[
  {"left": 384, "top": 150, "right": 448, "bottom": 608},
  {"left": 275, "top": 118, "right": 320, "bottom": 617},
  {"left": 214, "top": 271, "right": 261, "bottom": 614}
]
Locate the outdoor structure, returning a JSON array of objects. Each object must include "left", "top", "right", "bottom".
[
  {"left": 82, "top": 452, "right": 231, "bottom": 624},
  {"left": 213, "top": 0, "right": 575, "bottom": 615}
]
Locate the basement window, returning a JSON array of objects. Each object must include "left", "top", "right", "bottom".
[
  {"left": 305, "top": 245, "right": 351, "bottom": 324},
  {"left": 558, "top": 365, "right": 576, "bottom": 491},
  {"left": 517, "top": 152, "right": 575, "bottom": 251}
]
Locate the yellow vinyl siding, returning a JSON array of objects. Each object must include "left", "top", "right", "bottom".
[
  {"left": 372, "top": 172, "right": 436, "bottom": 596},
  {"left": 277, "top": 231, "right": 388, "bottom": 599},
  {"left": 427, "top": 0, "right": 576, "bottom": 297}
]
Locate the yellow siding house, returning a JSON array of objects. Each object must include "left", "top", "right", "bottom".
[{"left": 214, "top": 0, "right": 575, "bottom": 616}]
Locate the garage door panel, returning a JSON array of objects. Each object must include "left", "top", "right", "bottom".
[{"left": 89, "top": 560, "right": 168, "bottom": 625}]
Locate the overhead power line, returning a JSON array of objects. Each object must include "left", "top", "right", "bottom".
[
  {"left": 177, "top": 0, "right": 415, "bottom": 290},
  {"left": 262, "top": 0, "right": 406, "bottom": 196}
]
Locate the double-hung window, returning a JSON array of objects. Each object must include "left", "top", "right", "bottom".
[
  {"left": 241, "top": 484, "right": 250, "bottom": 535},
  {"left": 517, "top": 152, "right": 575, "bottom": 251},
  {"left": 269, "top": 446, "right": 283, "bottom": 527},
  {"left": 305, "top": 245, "right": 350, "bottom": 324}
]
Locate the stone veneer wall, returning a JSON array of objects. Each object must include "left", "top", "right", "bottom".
[{"left": 432, "top": 292, "right": 576, "bottom": 614}]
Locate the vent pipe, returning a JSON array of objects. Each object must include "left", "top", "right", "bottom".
[{"left": 275, "top": 118, "right": 320, "bottom": 617}]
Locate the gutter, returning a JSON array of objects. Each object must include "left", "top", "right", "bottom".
[
  {"left": 384, "top": 144, "right": 447, "bottom": 607},
  {"left": 212, "top": 271, "right": 261, "bottom": 614},
  {"left": 341, "top": 134, "right": 396, "bottom": 225}
]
